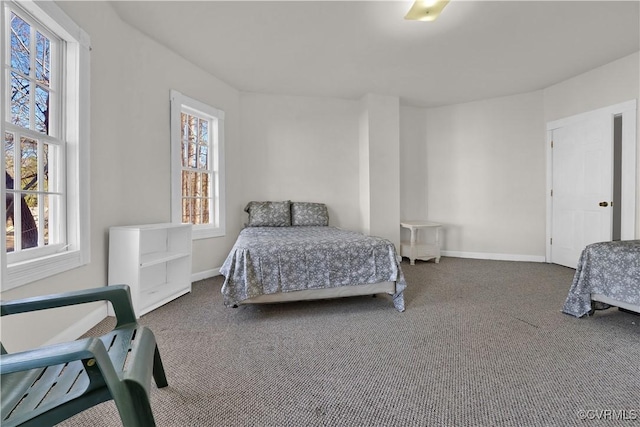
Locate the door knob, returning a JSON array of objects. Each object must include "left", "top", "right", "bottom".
[{"left": 599, "top": 201, "right": 609, "bottom": 207}]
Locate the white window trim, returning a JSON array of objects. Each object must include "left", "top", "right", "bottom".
[
  {"left": 1, "top": 0, "right": 90, "bottom": 290},
  {"left": 170, "top": 90, "right": 226, "bottom": 240}
]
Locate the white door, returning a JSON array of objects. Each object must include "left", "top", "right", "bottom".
[{"left": 550, "top": 114, "right": 612, "bottom": 268}]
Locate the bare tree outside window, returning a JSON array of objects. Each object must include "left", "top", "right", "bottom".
[
  {"left": 5, "top": 10, "right": 56, "bottom": 254},
  {"left": 180, "top": 112, "right": 212, "bottom": 225}
]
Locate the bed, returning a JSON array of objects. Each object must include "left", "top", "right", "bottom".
[
  {"left": 220, "top": 201, "right": 407, "bottom": 312},
  {"left": 562, "top": 240, "right": 640, "bottom": 318}
]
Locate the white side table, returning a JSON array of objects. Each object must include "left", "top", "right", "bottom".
[{"left": 400, "top": 221, "right": 442, "bottom": 265}]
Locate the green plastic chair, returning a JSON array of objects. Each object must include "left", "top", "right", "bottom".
[{"left": 0, "top": 285, "right": 168, "bottom": 427}]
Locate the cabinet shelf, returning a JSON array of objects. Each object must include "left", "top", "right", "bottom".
[{"left": 140, "top": 251, "right": 190, "bottom": 268}]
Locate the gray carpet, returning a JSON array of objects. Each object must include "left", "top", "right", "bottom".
[{"left": 60, "top": 258, "right": 639, "bottom": 426}]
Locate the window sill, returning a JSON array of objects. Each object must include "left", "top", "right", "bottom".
[
  {"left": 192, "top": 226, "right": 226, "bottom": 240},
  {"left": 3, "top": 250, "right": 88, "bottom": 291}
]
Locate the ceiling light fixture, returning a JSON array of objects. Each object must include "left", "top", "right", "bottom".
[{"left": 404, "top": 0, "right": 450, "bottom": 22}]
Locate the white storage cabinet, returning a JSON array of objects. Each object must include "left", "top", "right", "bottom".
[{"left": 108, "top": 223, "right": 192, "bottom": 317}]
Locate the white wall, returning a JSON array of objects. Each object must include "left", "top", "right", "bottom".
[
  {"left": 543, "top": 52, "right": 639, "bottom": 123},
  {"left": 239, "top": 92, "right": 362, "bottom": 231},
  {"left": 1, "top": 1, "right": 242, "bottom": 351},
  {"left": 543, "top": 51, "right": 640, "bottom": 238},
  {"left": 397, "top": 51, "right": 640, "bottom": 258},
  {"left": 422, "top": 91, "right": 546, "bottom": 259},
  {"left": 238, "top": 92, "right": 402, "bottom": 246}
]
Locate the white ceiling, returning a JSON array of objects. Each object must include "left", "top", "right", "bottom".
[{"left": 110, "top": 1, "right": 640, "bottom": 108}]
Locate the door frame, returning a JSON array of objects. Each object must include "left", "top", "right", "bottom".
[{"left": 545, "top": 99, "right": 637, "bottom": 263}]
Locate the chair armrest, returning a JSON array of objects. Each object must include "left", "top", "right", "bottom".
[
  {"left": 0, "top": 285, "right": 136, "bottom": 328},
  {"left": 0, "top": 337, "right": 126, "bottom": 398},
  {"left": 1, "top": 337, "right": 113, "bottom": 376}
]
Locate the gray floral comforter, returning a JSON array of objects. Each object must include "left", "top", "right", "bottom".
[
  {"left": 220, "top": 226, "right": 407, "bottom": 311},
  {"left": 562, "top": 240, "right": 640, "bottom": 317}
]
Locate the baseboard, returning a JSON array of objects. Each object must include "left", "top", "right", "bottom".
[
  {"left": 441, "top": 251, "right": 546, "bottom": 263},
  {"left": 41, "top": 268, "right": 222, "bottom": 346},
  {"left": 191, "top": 267, "right": 221, "bottom": 282},
  {"left": 44, "top": 304, "right": 108, "bottom": 346}
]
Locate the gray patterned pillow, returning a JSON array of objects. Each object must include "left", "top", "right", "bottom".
[
  {"left": 244, "top": 201, "right": 291, "bottom": 227},
  {"left": 291, "top": 202, "right": 329, "bottom": 226}
]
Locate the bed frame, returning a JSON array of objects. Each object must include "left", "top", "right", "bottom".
[
  {"left": 238, "top": 281, "right": 396, "bottom": 305},
  {"left": 591, "top": 294, "right": 640, "bottom": 315}
]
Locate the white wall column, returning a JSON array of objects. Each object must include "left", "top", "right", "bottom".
[{"left": 359, "top": 94, "right": 401, "bottom": 249}]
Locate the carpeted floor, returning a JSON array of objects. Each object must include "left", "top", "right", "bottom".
[{"left": 59, "top": 257, "right": 639, "bottom": 427}]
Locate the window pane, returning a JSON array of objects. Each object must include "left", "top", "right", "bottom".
[
  {"left": 10, "top": 12, "right": 30, "bottom": 76},
  {"left": 202, "top": 198, "right": 210, "bottom": 223},
  {"left": 35, "top": 31, "right": 51, "bottom": 85},
  {"left": 20, "top": 192, "right": 38, "bottom": 249},
  {"left": 198, "top": 145, "right": 208, "bottom": 169},
  {"left": 5, "top": 133, "right": 15, "bottom": 252},
  {"left": 5, "top": 179, "right": 15, "bottom": 253},
  {"left": 5, "top": 132, "right": 15, "bottom": 179},
  {"left": 35, "top": 86, "right": 50, "bottom": 134},
  {"left": 5, "top": 203, "right": 15, "bottom": 252},
  {"left": 194, "top": 197, "right": 201, "bottom": 224},
  {"left": 181, "top": 140, "right": 188, "bottom": 168},
  {"left": 42, "top": 194, "right": 50, "bottom": 246},
  {"left": 43, "top": 143, "right": 49, "bottom": 192},
  {"left": 182, "top": 170, "right": 191, "bottom": 197},
  {"left": 20, "top": 137, "right": 38, "bottom": 191},
  {"left": 199, "top": 120, "right": 208, "bottom": 144},
  {"left": 189, "top": 171, "right": 196, "bottom": 197},
  {"left": 11, "top": 72, "right": 30, "bottom": 129},
  {"left": 181, "top": 198, "right": 192, "bottom": 224},
  {"left": 180, "top": 112, "right": 188, "bottom": 141},
  {"left": 197, "top": 172, "right": 206, "bottom": 197},
  {"left": 46, "top": 193, "right": 62, "bottom": 245},
  {"left": 189, "top": 142, "right": 197, "bottom": 168},
  {"left": 180, "top": 113, "right": 189, "bottom": 168},
  {"left": 187, "top": 115, "right": 197, "bottom": 142},
  {"left": 201, "top": 171, "right": 209, "bottom": 197}
]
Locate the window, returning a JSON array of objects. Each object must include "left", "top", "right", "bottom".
[
  {"left": 5, "top": 8, "right": 60, "bottom": 258},
  {"left": 170, "top": 90, "right": 225, "bottom": 239},
  {"left": 1, "top": 1, "right": 90, "bottom": 290}
]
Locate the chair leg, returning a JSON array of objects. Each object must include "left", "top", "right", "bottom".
[
  {"left": 114, "top": 382, "right": 157, "bottom": 427},
  {"left": 152, "top": 346, "right": 169, "bottom": 388}
]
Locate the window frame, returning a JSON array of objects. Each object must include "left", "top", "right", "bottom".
[
  {"left": 170, "top": 90, "right": 226, "bottom": 239},
  {"left": 1, "top": 0, "right": 90, "bottom": 290}
]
